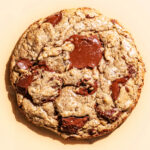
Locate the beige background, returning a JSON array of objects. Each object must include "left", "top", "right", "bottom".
[{"left": 0, "top": 0, "right": 150, "bottom": 149}]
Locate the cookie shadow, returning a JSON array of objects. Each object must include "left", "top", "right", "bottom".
[{"left": 5, "top": 55, "right": 110, "bottom": 145}]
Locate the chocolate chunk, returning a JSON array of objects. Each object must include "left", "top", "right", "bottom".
[
  {"left": 38, "top": 61, "right": 54, "bottom": 72},
  {"left": 41, "top": 98, "right": 55, "bottom": 103},
  {"left": 86, "top": 14, "right": 95, "bottom": 19},
  {"left": 111, "top": 80, "right": 120, "bottom": 101},
  {"left": 45, "top": 12, "right": 62, "bottom": 26},
  {"left": 110, "top": 19, "right": 119, "bottom": 25},
  {"left": 76, "top": 80, "right": 98, "bottom": 96},
  {"left": 17, "top": 59, "right": 32, "bottom": 70},
  {"left": 77, "top": 87, "right": 89, "bottom": 96},
  {"left": 88, "top": 129, "right": 95, "bottom": 135},
  {"left": 128, "top": 65, "right": 136, "bottom": 74},
  {"left": 125, "top": 87, "right": 130, "bottom": 93},
  {"left": 95, "top": 105, "right": 121, "bottom": 123},
  {"left": 31, "top": 61, "right": 54, "bottom": 74},
  {"left": 16, "top": 61, "right": 50, "bottom": 94},
  {"left": 16, "top": 75, "right": 33, "bottom": 94},
  {"left": 67, "top": 35, "right": 102, "bottom": 69},
  {"left": 60, "top": 116, "right": 89, "bottom": 134},
  {"left": 111, "top": 76, "right": 130, "bottom": 101},
  {"left": 89, "top": 81, "right": 98, "bottom": 95}
]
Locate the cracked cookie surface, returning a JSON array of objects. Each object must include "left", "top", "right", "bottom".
[{"left": 10, "top": 7, "right": 145, "bottom": 139}]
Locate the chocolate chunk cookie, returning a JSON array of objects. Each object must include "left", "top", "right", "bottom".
[{"left": 10, "top": 7, "right": 145, "bottom": 139}]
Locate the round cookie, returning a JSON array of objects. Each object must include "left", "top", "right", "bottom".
[{"left": 10, "top": 7, "right": 145, "bottom": 139}]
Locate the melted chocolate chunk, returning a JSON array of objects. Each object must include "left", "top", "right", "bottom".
[
  {"left": 17, "top": 59, "right": 32, "bottom": 70},
  {"left": 60, "top": 116, "right": 89, "bottom": 134},
  {"left": 16, "top": 59, "right": 53, "bottom": 73},
  {"left": 111, "top": 76, "right": 130, "bottom": 101},
  {"left": 45, "top": 12, "right": 62, "bottom": 26},
  {"left": 16, "top": 60, "right": 55, "bottom": 102},
  {"left": 95, "top": 105, "right": 121, "bottom": 123},
  {"left": 67, "top": 35, "right": 102, "bottom": 69},
  {"left": 16, "top": 75, "right": 33, "bottom": 94}
]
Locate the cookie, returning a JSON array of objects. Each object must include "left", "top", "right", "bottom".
[{"left": 10, "top": 7, "right": 145, "bottom": 139}]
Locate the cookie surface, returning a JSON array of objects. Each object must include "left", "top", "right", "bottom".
[{"left": 10, "top": 7, "right": 145, "bottom": 139}]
